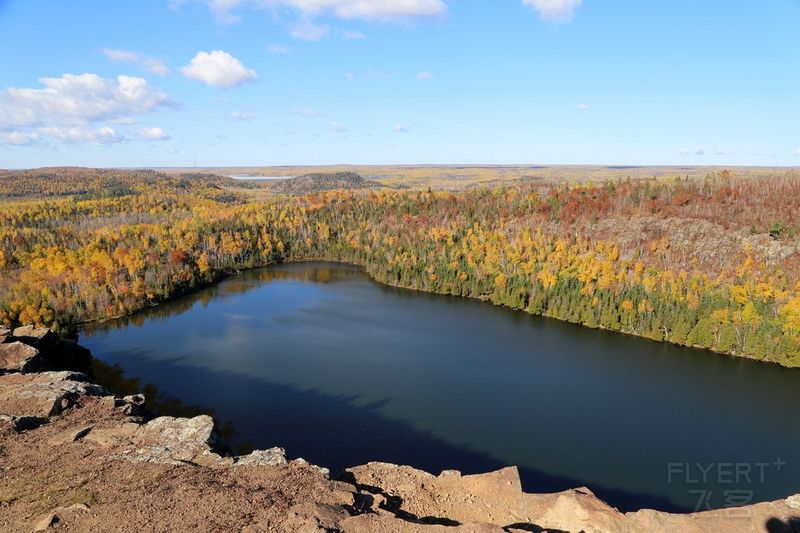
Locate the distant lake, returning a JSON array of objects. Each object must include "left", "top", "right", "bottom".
[
  {"left": 80, "top": 262, "right": 800, "bottom": 513},
  {"left": 226, "top": 174, "right": 290, "bottom": 180}
]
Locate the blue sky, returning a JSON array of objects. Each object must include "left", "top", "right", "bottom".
[{"left": 0, "top": 0, "right": 798, "bottom": 168}]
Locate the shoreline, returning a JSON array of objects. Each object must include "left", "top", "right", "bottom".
[{"left": 76, "top": 258, "right": 798, "bottom": 370}]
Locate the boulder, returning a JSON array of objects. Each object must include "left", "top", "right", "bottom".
[
  {"left": 0, "top": 342, "right": 41, "bottom": 373},
  {"left": 0, "top": 371, "right": 107, "bottom": 417},
  {"left": 123, "top": 415, "right": 224, "bottom": 465},
  {"left": 117, "top": 394, "right": 146, "bottom": 416},
  {"left": 236, "top": 447, "right": 288, "bottom": 466},
  {"left": 11, "top": 325, "right": 58, "bottom": 352},
  {"left": 292, "top": 457, "right": 330, "bottom": 477},
  {"left": 3, "top": 327, "right": 92, "bottom": 373},
  {"left": 346, "top": 463, "right": 625, "bottom": 532},
  {"left": 32, "top": 512, "right": 59, "bottom": 531},
  {"left": 0, "top": 413, "right": 48, "bottom": 432}
]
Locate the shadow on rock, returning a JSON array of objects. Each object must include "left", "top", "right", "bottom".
[{"left": 767, "top": 517, "right": 800, "bottom": 533}]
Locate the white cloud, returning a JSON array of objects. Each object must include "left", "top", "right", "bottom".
[
  {"left": 267, "top": 44, "right": 290, "bottom": 54},
  {"left": 345, "top": 72, "right": 355, "bottom": 81},
  {"left": 102, "top": 48, "right": 171, "bottom": 76},
  {"left": 137, "top": 127, "right": 171, "bottom": 140},
  {"left": 0, "top": 74, "right": 172, "bottom": 129},
  {"left": 416, "top": 71, "right": 434, "bottom": 80},
  {"left": 208, "top": 0, "right": 244, "bottom": 23},
  {"left": 181, "top": 50, "right": 257, "bottom": 88},
  {"left": 0, "top": 73, "right": 173, "bottom": 145},
  {"left": 40, "top": 126, "right": 124, "bottom": 145},
  {"left": 0, "top": 131, "right": 40, "bottom": 146},
  {"left": 394, "top": 123, "right": 408, "bottom": 132},
  {"left": 339, "top": 30, "right": 367, "bottom": 40},
  {"left": 795, "top": 147, "right": 800, "bottom": 156},
  {"left": 292, "top": 107, "right": 322, "bottom": 117},
  {"left": 577, "top": 103, "right": 589, "bottom": 110},
  {"left": 288, "top": 0, "right": 446, "bottom": 20},
  {"left": 229, "top": 110, "right": 255, "bottom": 121},
  {"left": 289, "top": 20, "right": 330, "bottom": 41},
  {"left": 694, "top": 146, "right": 706, "bottom": 156},
  {"left": 522, "top": 0, "right": 582, "bottom": 22},
  {"left": 329, "top": 121, "right": 346, "bottom": 132},
  {"left": 198, "top": 0, "right": 446, "bottom": 23}
]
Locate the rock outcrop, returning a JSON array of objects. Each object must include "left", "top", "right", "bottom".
[
  {"left": 0, "top": 325, "right": 91, "bottom": 374},
  {"left": 1, "top": 326, "right": 798, "bottom": 532},
  {"left": 0, "top": 341, "right": 41, "bottom": 373},
  {"left": 0, "top": 371, "right": 106, "bottom": 417}
]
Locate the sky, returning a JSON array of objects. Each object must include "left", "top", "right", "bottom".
[{"left": 0, "top": 0, "right": 798, "bottom": 168}]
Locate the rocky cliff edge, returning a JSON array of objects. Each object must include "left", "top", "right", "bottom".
[{"left": 1, "top": 327, "right": 799, "bottom": 532}]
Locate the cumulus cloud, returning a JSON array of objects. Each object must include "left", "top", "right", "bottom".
[
  {"left": 0, "top": 131, "right": 40, "bottom": 146},
  {"left": 795, "top": 147, "right": 800, "bottom": 156},
  {"left": 577, "top": 103, "right": 589, "bottom": 110},
  {"left": 345, "top": 72, "right": 355, "bottom": 81},
  {"left": 102, "top": 48, "right": 171, "bottom": 76},
  {"left": 137, "top": 127, "right": 171, "bottom": 140},
  {"left": 329, "top": 121, "right": 346, "bottom": 132},
  {"left": 289, "top": 20, "right": 330, "bottom": 41},
  {"left": 181, "top": 50, "right": 257, "bottom": 88},
  {"left": 416, "top": 71, "right": 433, "bottom": 80},
  {"left": 40, "top": 126, "right": 124, "bottom": 145},
  {"left": 0, "top": 74, "right": 172, "bottom": 128},
  {"left": 522, "top": 0, "right": 582, "bottom": 22},
  {"left": 394, "top": 123, "right": 408, "bottom": 132},
  {"left": 0, "top": 73, "right": 173, "bottom": 146}
]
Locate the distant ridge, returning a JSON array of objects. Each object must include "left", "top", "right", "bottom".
[{"left": 270, "top": 172, "right": 383, "bottom": 194}]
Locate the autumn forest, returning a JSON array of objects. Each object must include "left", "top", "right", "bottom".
[{"left": 1, "top": 168, "right": 799, "bottom": 367}]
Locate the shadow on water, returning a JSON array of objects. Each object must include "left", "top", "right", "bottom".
[
  {"left": 91, "top": 347, "right": 682, "bottom": 513},
  {"left": 91, "top": 357, "right": 237, "bottom": 444},
  {"left": 81, "top": 262, "right": 800, "bottom": 515}
]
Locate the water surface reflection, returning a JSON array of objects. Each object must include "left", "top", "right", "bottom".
[{"left": 81, "top": 262, "right": 800, "bottom": 512}]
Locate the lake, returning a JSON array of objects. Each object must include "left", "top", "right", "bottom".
[{"left": 79, "top": 262, "right": 800, "bottom": 513}]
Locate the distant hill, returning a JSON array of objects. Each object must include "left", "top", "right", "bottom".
[{"left": 269, "top": 172, "right": 383, "bottom": 194}]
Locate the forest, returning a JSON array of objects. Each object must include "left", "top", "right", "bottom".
[{"left": 1, "top": 168, "right": 799, "bottom": 366}]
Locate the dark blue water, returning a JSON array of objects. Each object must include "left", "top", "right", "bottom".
[{"left": 80, "top": 262, "right": 800, "bottom": 512}]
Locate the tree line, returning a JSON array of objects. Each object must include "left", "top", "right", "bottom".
[{"left": 1, "top": 169, "right": 798, "bottom": 366}]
